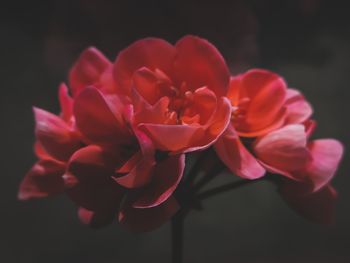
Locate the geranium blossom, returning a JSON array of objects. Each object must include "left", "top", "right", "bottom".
[{"left": 18, "top": 37, "right": 343, "bottom": 232}]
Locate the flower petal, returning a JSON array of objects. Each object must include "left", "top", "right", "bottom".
[
  {"left": 214, "top": 125, "right": 265, "bottom": 179},
  {"left": 33, "top": 107, "right": 80, "bottom": 161},
  {"left": 132, "top": 154, "right": 185, "bottom": 208},
  {"left": 66, "top": 145, "right": 125, "bottom": 211},
  {"left": 18, "top": 160, "right": 66, "bottom": 200},
  {"left": 119, "top": 196, "right": 179, "bottom": 232},
  {"left": 174, "top": 35, "right": 230, "bottom": 96},
  {"left": 279, "top": 182, "right": 337, "bottom": 224},
  {"left": 140, "top": 123, "right": 204, "bottom": 152},
  {"left": 74, "top": 87, "right": 131, "bottom": 146},
  {"left": 114, "top": 38, "right": 176, "bottom": 95},
  {"left": 114, "top": 131, "right": 156, "bottom": 188},
  {"left": 230, "top": 69, "right": 287, "bottom": 137},
  {"left": 77, "top": 207, "right": 116, "bottom": 228},
  {"left": 285, "top": 88, "right": 313, "bottom": 124},
  {"left": 303, "top": 139, "right": 343, "bottom": 192},
  {"left": 58, "top": 83, "right": 73, "bottom": 122},
  {"left": 254, "top": 124, "right": 310, "bottom": 179},
  {"left": 69, "top": 47, "right": 112, "bottom": 96}
]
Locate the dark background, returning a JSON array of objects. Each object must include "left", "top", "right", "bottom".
[{"left": 1, "top": 0, "right": 349, "bottom": 262}]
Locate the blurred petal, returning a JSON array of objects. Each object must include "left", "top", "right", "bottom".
[
  {"left": 78, "top": 207, "right": 116, "bottom": 228},
  {"left": 34, "top": 107, "right": 80, "bottom": 161},
  {"left": 285, "top": 88, "right": 313, "bottom": 124},
  {"left": 133, "top": 154, "right": 185, "bottom": 208},
  {"left": 114, "top": 38, "right": 176, "bottom": 95},
  {"left": 119, "top": 196, "right": 179, "bottom": 232},
  {"left": 18, "top": 160, "right": 65, "bottom": 200},
  {"left": 214, "top": 125, "right": 265, "bottom": 179},
  {"left": 254, "top": 124, "right": 310, "bottom": 179},
  {"left": 69, "top": 47, "right": 112, "bottom": 96},
  {"left": 279, "top": 182, "right": 337, "bottom": 224},
  {"left": 174, "top": 35, "right": 230, "bottom": 96},
  {"left": 58, "top": 83, "right": 73, "bottom": 122}
]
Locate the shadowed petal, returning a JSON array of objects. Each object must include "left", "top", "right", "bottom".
[
  {"left": 119, "top": 196, "right": 179, "bottom": 232},
  {"left": 18, "top": 160, "right": 66, "bottom": 200},
  {"left": 285, "top": 88, "right": 313, "bottom": 124},
  {"left": 279, "top": 182, "right": 337, "bottom": 224},
  {"left": 132, "top": 154, "right": 185, "bottom": 208}
]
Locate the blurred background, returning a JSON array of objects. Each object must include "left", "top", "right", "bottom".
[{"left": 1, "top": 0, "right": 349, "bottom": 262}]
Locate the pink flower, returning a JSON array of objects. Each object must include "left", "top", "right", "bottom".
[{"left": 215, "top": 69, "right": 343, "bottom": 223}]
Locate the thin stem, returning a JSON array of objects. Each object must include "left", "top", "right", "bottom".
[
  {"left": 186, "top": 149, "right": 213, "bottom": 185},
  {"left": 197, "top": 178, "right": 263, "bottom": 200},
  {"left": 171, "top": 212, "right": 184, "bottom": 263}
]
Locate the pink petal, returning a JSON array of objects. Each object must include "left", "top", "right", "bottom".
[
  {"left": 214, "top": 125, "right": 265, "bottom": 179},
  {"left": 69, "top": 47, "right": 112, "bottom": 96},
  {"left": 119, "top": 196, "right": 179, "bottom": 232},
  {"left": 303, "top": 139, "right": 343, "bottom": 192},
  {"left": 254, "top": 124, "right": 310, "bottom": 179},
  {"left": 285, "top": 88, "right": 313, "bottom": 124},
  {"left": 74, "top": 87, "right": 131, "bottom": 146},
  {"left": 174, "top": 35, "right": 230, "bottom": 97},
  {"left": 140, "top": 123, "right": 204, "bottom": 152},
  {"left": 33, "top": 107, "right": 80, "bottom": 161},
  {"left": 279, "top": 182, "right": 337, "bottom": 224},
  {"left": 132, "top": 154, "right": 185, "bottom": 208},
  {"left": 18, "top": 160, "right": 66, "bottom": 200},
  {"left": 114, "top": 38, "right": 176, "bottom": 95}
]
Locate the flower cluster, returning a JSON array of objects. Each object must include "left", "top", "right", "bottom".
[{"left": 18, "top": 36, "right": 343, "bottom": 231}]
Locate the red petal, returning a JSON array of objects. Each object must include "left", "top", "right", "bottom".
[
  {"left": 74, "top": 87, "right": 131, "bottom": 146},
  {"left": 133, "top": 154, "right": 185, "bottom": 208},
  {"left": 114, "top": 131, "right": 155, "bottom": 188},
  {"left": 66, "top": 145, "right": 125, "bottom": 211},
  {"left": 18, "top": 160, "right": 66, "bottom": 200},
  {"left": 140, "top": 123, "right": 204, "bottom": 152},
  {"left": 279, "top": 182, "right": 337, "bottom": 224},
  {"left": 119, "top": 196, "right": 179, "bottom": 232},
  {"left": 174, "top": 35, "right": 230, "bottom": 96},
  {"left": 69, "top": 47, "right": 112, "bottom": 96},
  {"left": 230, "top": 69, "right": 287, "bottom": 137},
  {"left": 33, "top": 107, "right": 80, "bottom": 161},
  {"left": 285, "top": 88, "right": 313, "bottom": 124},
  {"left": 114, "top": 38, "right": 176, "bottom": 95},
  {"left": 214, "top": 125, "right": 265, "bottom": 179},
  {"left": 254, "top": 124, "right": 310, "bottom": 179},
  {"left": 303, "top": 139, "right": 343, "bottom": 192}
]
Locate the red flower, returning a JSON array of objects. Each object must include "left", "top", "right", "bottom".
[
  {"left": 113, "top": 35, "right": 232, "bottom": 153},
  {"left": 19, "top": 46, "right": 186, "bottom": 231},
  {"left": 215, "top": 69, "right": 343, "bottom": 223}
]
